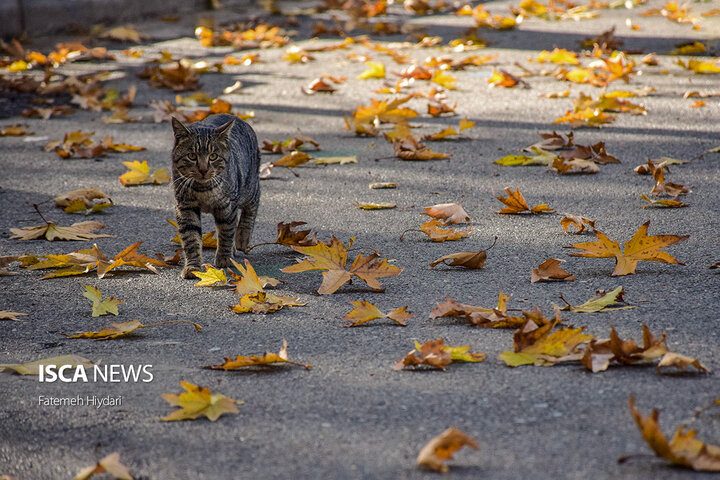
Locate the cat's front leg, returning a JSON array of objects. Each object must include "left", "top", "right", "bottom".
[
  {"left": 176, "top": 206, "right": 203, "bottom": 279},
  {"left": 214, "top": 207, "right": 238, "bottom": 268}
]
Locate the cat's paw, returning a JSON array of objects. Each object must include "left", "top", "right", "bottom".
[
  {"left": 215, "top": 255, "right": 232, "bottom": 268},
  {"left": 181, "top": 265, "right": 201, "bottom": 279}
]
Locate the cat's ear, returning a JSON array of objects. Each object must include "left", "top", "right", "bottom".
[
  {"left": 215, "top": 118, "right": 235, "bottom": 141},
  {"left": 171, "top": 116, "right": 191, "bottom": 139}
]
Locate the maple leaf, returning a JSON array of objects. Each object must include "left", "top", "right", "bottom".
[
  {"left": 487, "top": 69, "right": 522, "bottom": 88},
  {"left": 499, "top": 316, "right": 593, "bottom": 367},
  {"left": 66, "top": 319, "right": 201, "bottom": 340},
  {"left": 431, "top": 70, "right": 457, "bottom": 89},
  {"left": 274, "top": 221, "right": 318, "bottom": 247},
  {"left": 282, "top": 236, "right": 402, "bottom": 294},
  {"left": 357, "top": 61, "right": 386, "bottom": 80},
  {"left": 10, "top": 220, "right": 113, "bottom": 242},
  {"left": 391, "top": 135, "right": 450, "bottom": 160},
  {"left": 535, "top": 48, "right": 579, "bottom": 65},
  {"left": 0, "top": 310, "right": 28, "bottom": 321},
  {"left": 495, "top": 187, "right": 554, "bottom": 214},
  {"left": 342, "top": 300, "right": 412, "bottom": 327},
  {"left": 581, "top": 325, "right": 667, "bottom": 372},
  {"left": 138, "top": 59, "right": 200, "bottom": 91},
  {"left": 119, "top": 160, "right": 170, "bottom": 186},
  {"left": 531, "top": 258, "right": 575, "bottom": 283},
  {"left": 566, "top": 221, "right": 689, "bottom": 276},
  {"left": 416, "top": 427, "right": 478, "bottom": 472},
  {"left": 161, "top": 381, "right": 241, "bottom": 421},
  {"left": 273, "top": 151, "right": 312, "bottom": 168},
  {"left": 626, "top": 396, "right": 720, "bottom": 471},
  {"left": 494, "top": 147, "right": 557, "bottom": 167},
  {"left": 423, "top": 202, "right": 470, "bottom": 224},
  {"left": 73, "top": 452, "right": 133, "bottom": 480},
  {"left": 227, "top": 259, "right": 273, "bottom": 296},
  {"left": 205, "top": 340, "right": 312, "bottom": 370},
  {"left": 54, "top": 188, "right": 113, "bottom": 214},
  {"left": 676, "top": 58, "right": 720, "bottom": 74},
  {"left": 559, "top": 287, "right": 633, "bottom": 313},
  {"left": 0, "top": 354, "right": 94, "bottom": 375},
  {"left": 656, "top": 352, "right": 710, "bottom": 374},
  {"left": 431, "top": 292, "right": 539, "bottom": 329},
  {"left": 394, "top": 339, "right": 486, "bottom": 370},
  {"left": 230, "top": 292, "right": 306, "bottom": 314},
  {"left": 430, "top": 251, "right": 486, "bottom": 270},
  {"left": 554, "top": 108, "right": 615, "bottom": 128},
  {"left": 418, "top": 219, "right": 472, "bottom": 242},
  {"left": 192, "top": 264, "right": 228, "bottom": 287},
  {"left": 83, "top": 285, "right": 123, "bottom": 317},
  {"left": 560, "top": 214, "right": 595, "bottom": 234},
  {"left": 552, "top": 157, "right": 599, "bottom": 174}
]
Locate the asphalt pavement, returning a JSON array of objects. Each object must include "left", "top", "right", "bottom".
[{"left": 1, "top": 1, "right": 720, "bottom": 479}]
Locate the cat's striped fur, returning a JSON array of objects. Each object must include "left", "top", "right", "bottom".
[{"left": 171, "top": 114, "right": 260, "bottom": 279}]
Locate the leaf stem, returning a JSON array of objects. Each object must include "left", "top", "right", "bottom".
[
  {"left": 244, "top": 241, "right": 282, "bottom": 253},
  {"left": 399, "top": 228, "right": 422, "bottom": 241},
  {"left": 32, "top": 203, "right": 51, "bottom": 225}
]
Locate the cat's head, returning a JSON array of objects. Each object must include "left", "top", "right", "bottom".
[{"left": 171, "top": 117, "right": 235, "bottom": 181}]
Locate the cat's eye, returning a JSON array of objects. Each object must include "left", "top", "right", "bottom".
[
  {"left": 188, "top": 153, "right": 197, "bottom": 160},
  {"left": 209, "top": 153, "right": 217, "bottom": 160}
]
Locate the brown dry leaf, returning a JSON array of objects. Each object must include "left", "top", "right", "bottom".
[
  {"left": 531, "top": 258, "right": 575, "bottom": 283},
  {"left": 430, "top": 295, "right": 497, "bottom": 320},
  {"left": 282, "top": 236, "right": 402, "bottom": 294},
  {"left": 528, "top": 131, "right": 574, "bottom": 151},
  {"left": 394, "top": 339, "right": 486, "bottom": 370},
  {"left": 496, "top": 187, "right": 554, "bottom": 214},
  {"left": 554, "top": 107, "right": 615, "bottom": 128},
  {"left": 342, "top": 300, "right": 412, "bottom": 327},
  {"left": 65, "top": 319, "right": 200, "bottom": 340},
  {"left": 561, "top": 214, "right": 596, "bottom": 234},
  {"left": 640, "top": 194, "right": 688, "bottom": 209},
  {"left": 657, "top": 352, "right": 710, "bottom": 374},
  {"left": 262, "top": 136, "right": 320, "bottom": 153},
  {"left": 391, "top": 135, "right": 450, "bottom": 161},
  {"left": 10, "top": 220, "right": 113, "bottom": 242},
  {"left": 430, "top": 251, "right": 486, "bottom": 269},
  {"left": 274, "top": 221, "right": 318, "bottom": 247},
  {"left": 499, "top": 314, "right": 592, "bottom": 367},
  {"left": 302, "top": 77, "right": 336, "bottom": 94},
  {"left": 417, "top": 427, "right": 478, "bottom": 472},
  {"left": 427, "top": 102, "right": 457, "bottom": 117},
  {"left": 0, "top": 311, "right": 28, "bottom": 321},
  {"left": 487, "top": 69, "right": 523, "bottom": 88},
  {"left": 420, "top": 219, "right": 472, "bottom": 242},
  {"left": 161, "top": 381, "right": 240, "bottom": 422},
  {"left": 647, "top": 160, "right": 691, "bottom": 197},
  {"left": 0, "top": 124, "right": 32, "bottom": 136},
  {"left": 551, "top": 157, "right": 599, "bottom": 174},
  {"left": 138, "top": 59, "right": 199, "bottom": 92},
  {"left": 229, "top": 291, "right": 306, "bottom": 314},
  {"left": 21, "top": 105, "right": 75, "bottom": 119},
  {"left": 205, "top": 340, "right": 311, "bottom": 370},
  {"left": 567, "top": 221, "right": 688, "bottom": 276},
  {"left": 273, "top": 151, "right": 312, "bottom": 168},
  {"left": 581, "top": 325, "right": 667, "bottom": 372},
  {"left": 54, "top": 188, "right": 113, "bottom": 214},
  {"left": 72, "top": 452, "right": 132, "bottom": 480},
  {"left": 0, "top": 354, "right": 94, "bottom": 375},
  {"left": 431, "top": 292, "right": 538, "bottom": 329},
  {"left": 354, "top": 201, "right": 397, "bottom": 210},
  {"left": 99, "top": 25, "right": 147, "bottom": 43},
  {"left": 626, "top": 396, "right": 720, "bottom": 471},
  {"left": 423, "top": 202, "right": 470, "bottom": 224}
]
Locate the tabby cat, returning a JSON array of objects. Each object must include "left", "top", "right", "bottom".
[{"left": 171, "top": 114, "right": 261, "bottom": 279}]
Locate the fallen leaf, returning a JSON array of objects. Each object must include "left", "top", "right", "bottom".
[
  {"left": 566, "top": 221, "right": 688, "bottom": 276},
  {"left": 138, "top": 59, "right": 200, "bottom": 91},
  {"left": 0, "top": 354, "right": 94, "bottom": 375},
  {"left": 119, "top": 160, "right": 169, "bottom": 186},
  {"left": 495, "top": 187, "right": 554, "bottom": 214},
  {"left": 488, "top": 69, "right": 522, "bottom": 88},
  {"left": 626, "top": 396, "right": 720, "bottom": 471},
  {"left": 54, "top": 188, "right": 113, "bottom": 214},
  {"left": 551, "top": 157, "right": 599, "bottom": 174},
  {"left": 357, "top": 61, "right": 386, "bottom": 80},
  {"left": 65, "top": 319, "right": 201, "bottom": 340},
  {"left": 0, "top": 311, "right": 28, "bottom": 321},
  {"left": 353, "top": 201, "right": 397, "bottom": 210},
  {"left": 657, "top": 352, "right": 710, "bottom": 374},
  {"left": 342, "top": 300, "right": 412, "bottom": 326},
  {"left": 676, "top": 58, "right": 720, "bottom": 74},
  {"left": 161, "top": 381, "right": 240, "bottom": 421},
  {"left": 535, "top": 48, "right": 580, "bottom": 65},
  {"left": 228, "top": 259, "right": 269, "bottom": 296},
  {"left": 282, "top": 236, "right": 402, "bottom": 294},
  {"left": 531, "top": 258, "right": 575, "bottom": 283},
  {"left": 559, "top": 287, "right": 633, "bottom": 313},
  {"left": 274, "top": 221, "right": 318, "bottom": 247},
  {"left": 423, "top": 202, "right": 470, "bottom": 224},
  {"left": 499, "top": 315, "right": 592, "bottom": 367},
  {"left": 229, "top": 291, "right": 306, "bottom": 314},
  {"left": 99, "top": 25, "right": 147, "bottom": 43},
  {"left": 0, "top": 124, "right": 32, "bottom": 136},
  {"left": 581, "top": 325, "right": 667, "bottom": 372},
  {"left": 369, "top": 182, "right": 397, "bottom": 189},
  {"left": 419, "top": 219, "right": 472, "bottom": 242},
  {"left": 394, "top": 339, "right": 486, "bottom": 370},
  {"left": 494, "top": 147, "right": 557, "bottom": 166},
  {"left": 73, "top": 452, "right": 132, "bottom": 480},
  {"left": 83, "top": 285, "right": 123, "bottom": 317},
  {"left": 561, "top": 214, "right": 596, "bottom": 234},
  {"left": 168, "top": 219, "right": 217, "bottom": 248},
  {"left": 273, "top": 151, "right": 312, "bottom": 168},
  {"left": 554, "top": 107, "right": 615, "bottom": 128},
  {"left": 205, "top": 340, "right": 311, "bottom": 370},
  {"left": 391, "top": 135, "right": 450, "bottom": 160},
  {"left": 192, "top": 264, "right": 228, "bottom": 287},
  {"left": 417, "top": 427, "right": 478, "bottom": 473},
  {"left": 10, "top": 220, "right": 113, "bottom": 242},
  {"left": 312, "top": 156, "right": 357, "bottom": 165},
  {"left": 429, "top": 251, "right": 486, "bottom": 269},
  {"left": 640, "top": 194, "right": 688, "bottom": 209}
]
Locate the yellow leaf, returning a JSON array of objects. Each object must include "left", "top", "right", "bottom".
[
  {"left": 499, "top": 319, "right": 593, "bottom": 367},
  {"left": 9, "top": 220, "right": 113, "bottom": 242},
  {"left": 82, "top": 285, "right": 124, "bottom": 316},
  {"left": 567, "top": 221, "right": 688, "bottom": 276},
  {"left": 161, "top": 381, "right": 241, "bottom": 421},
  {"left": 417, "top": 427, "right": 478, "bottom": 473},
  {"left": 536, "top": 48, "right": 579, "bottom": 65},
  {"left": 495, "top": 187, "right": 554, "bottom": 214},
  {"left": 0, "top": 355, "right": 94, "bottom": 375},
  {"left": 205, "top": 340, "right": 312, "bottom": 369},
  {"left": 431, "top": 70, "right": 457, "bottom": 90},
  {"left": 353, "top": 201, "right": 397, "bottom": 210},
  {"left": 229, "top": 291, "right": 306, "bottom": 314},
  {"left": 73, "top": 452, "right": 133, "bottom": 480},
  {"left": 192, "top": 264, "right": 228, "bottom": 287},
  {"left": 342, "top": 300, "right": 412, "bottom": 326},
  {"left": 458, "top": 118, "right": 475, "bottom": 131},
  {"left": 357, "top": 61, "right": 386, "bottom": 80}
]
